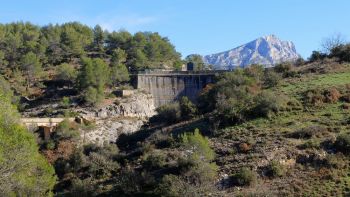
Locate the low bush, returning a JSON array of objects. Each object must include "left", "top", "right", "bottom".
[
  {"left": 329, "top": 44, "right": 350, "bottom": 62},
  {"left": 300, "top": 138, "right": 321, "bottom": 149},
  {"left": 53, "top": 119, "right": 80, "bottom": 141},
  {"left": 324, "top": 88, "right": 341, "bottom": 103},
  {"left": 324, "top": 153, "right": 347, "bottom": 169},
  {"left": 304, "top": 89, "right": 325, "bottom": 106},
  {"left": 84, "top": 86, "right": 104, "bottom": 106},
  {"left": 60, "top": 96, "right": 71, "bottom": 108},
  {"left": 152, "top": 102, "right": 181, "bottom": 124},
  {"left": 87, "top": 152, "right": 119, "bottom": 179},
  {"left": 334, "top": 132, "right": 350, "bottom": 154},
  {"left": 251, "top": 91, "right": 285, "bottom": 118},
  {"left": 267, "top": 160, "right": 286, "bottom": 177},
  {"left": 304, "top": 87, "right": 341, "bottom": 106},
  {"left": 143, "top": 151, "right": 167, "bottom": 170},
  {"left": 180, "top": 128, "right": 215, "bottom": 161},
  {"left": 274, "top": 62, "right": 299, "bottom": 78},
  {"left": 341, "top": 93, "right": 350, "bottom": 102},
  {"left": 179, "top": 96, "right": 197, "bottom": 120},
  {"left": 238, "top": 143, "right": 251, "bottom": 153},
  {"left": 288, "top": 126, "right": 328, "bottom": 139},
  {"left": 274, "top": 63, "right": 292, "bottom": 74},
  {"left": 231, "top": 167, "right": 257, "bottom": 186},
  {"left": 46, "top": 140, "right": 56, "bottom": 150},
  {"left": 264, "top": 70, "right": 282, "bottom": 88}
]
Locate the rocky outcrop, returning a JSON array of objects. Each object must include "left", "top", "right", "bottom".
[
  {"left": 97, "top": 93, "right": 156, "bottom": 119},
  {"left": 78, "top": 91, "right": 156, "bottom": 145},
  {"left": 77, "top": 91, "right": 156, "bottom": 120},
  {"left": 81, "top": 117, "right": 144, "bottom": 145}
]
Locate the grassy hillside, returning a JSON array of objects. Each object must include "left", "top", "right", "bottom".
[
  {"left": 38, "top": 61, "right": 350, "bottom": 196},
  {"left": 214, "top": 63, "right": 350, "bottom": 196},
  {"left": 123, "top": 62, "right": 350, "bottom": 196}
]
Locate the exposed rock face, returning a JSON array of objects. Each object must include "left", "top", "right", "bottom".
[
  {"left": 81, "top": 117, "right": 144, "bottom": 145},
  {"left": 78, "top": 91, "right": 156, "bottom": 145},
  {"left": 77, "top": 91, "right": 156, "bottom": 120},
  {"left": 203, "top": 35, "right": 300, "bottom": 69},
  {"left": 97, "top": 93, "right": 156, "bottom": 119}
]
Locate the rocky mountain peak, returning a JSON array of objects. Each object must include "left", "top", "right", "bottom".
[{"left": 203, "top": 35, "right": 299, "bottom": 70}]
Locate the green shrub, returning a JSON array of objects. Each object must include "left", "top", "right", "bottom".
[
  {"left": 244, "top": 64, "right": 265, "bottom": 82},
  {"left": 154, "top": 102, "right": 181, "bottom": 124},
  {"left": 300, "top": 138, "right": 321, "bottom": 149},
  {"left": 87, "top": 152, "right": 119, "bottom": 179},
  {"left": 289, "top": 126, "right": 328, "bottom": 139},
  {"left": 268, "top": 160, "right": 286, "bottom": 177},
  {"left": 335, "top": 132, "right": 350, "bottom": 154},
  {"left": 143, "top": 151, "right": 167, "bottom": 170},
  {"left": 324, "top": 153, "right": 346, "bottom": 169},
  {"left": 84, "top": 86, "right": 104, "bottom": 106},
  {"left": 179, "top": 96, "right": 197, "bottom": 120},
  {"left": 156, "top": 174, "right": 217, "bottom": 197},
  {"left": 304, "top": 88, "right": 325, "bottom": 106},
  {"left": 264, "top": 70, "right": 281, "bottom": 88},
  {"left": 57, "top": 63, "right": 77, "bottom": 82},
  {"left": 308, "top": 51, "right": 327, "bottom": 62},
  {"left": 324, "top": 87, "right": 341, "bottom": 103},
  {"left": 46, "top": 140, "right": 56, "bottom": 150},
  {"left": 60, "top": 96, "right": 71, "bottom": 108},
  {"left": 54, "top": 119, "right": 80, "bottom": 141},
  {"left": 69, "top": 178, "right": 95, "bottom": 197},
  {"left": 304, "top": 87, "right": 341, "bottom": 106},
  {"left": 232, "top": 167, "right": 257, "bottom": 186},
  {"left": 329, "top": 44, "right": 350, "bottom": 62},
  {"left": 180, "top": 128, "right": 215, "bottom": 161},
  {"left": 251, "top": 91, "right": 283, "bottom": 118},
  {"left": 43, "top": 107, "right": 54, "bottom": 116},
  {"left": 274, "top": 63, "right": 293, "bottom": 77},
  {"left": 0, "top": 94, "right": 56, "bottom": 195}
]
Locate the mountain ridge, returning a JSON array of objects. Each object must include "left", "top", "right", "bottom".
[{"left": 203, "top": 35, "right": 300, "bottom": 70}]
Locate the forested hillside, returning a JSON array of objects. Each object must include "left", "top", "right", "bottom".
[
  {"left": 0, "top": 22, "right": 181, "bottom": 99},
  {"left": 2, "top": 21, "right": 350, "bottom": 196},
  {"left": 36, "top": 43, "right": 350, "bottom": 196}
]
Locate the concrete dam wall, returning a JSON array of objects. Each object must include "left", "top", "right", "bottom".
[{"left": 136, "top": 71, "right": 218, "bottom": 107}]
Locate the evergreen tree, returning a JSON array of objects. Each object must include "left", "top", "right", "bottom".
[
  {"left": 92, "top": 25, "right": 105, "bottom": 54},
  {"left": 20, "top": 52, "right": 42, "bottom": 90},
  {"left": 110, "top": 48, "right": 129, "bottom": 85},
  {"left": 78, "top": 57, "right": 110, "bottom": 105},
  {"left": 0, "top": 78, "right": 56, "bottom": 196}
]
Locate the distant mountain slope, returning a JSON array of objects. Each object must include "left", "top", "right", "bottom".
[{"left": 203, "top": 35, "right": 300, "bottom": 70}]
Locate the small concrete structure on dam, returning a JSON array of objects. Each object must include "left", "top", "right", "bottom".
[{"left": 135, "top": 70, "right": 220, "bottom": 106}]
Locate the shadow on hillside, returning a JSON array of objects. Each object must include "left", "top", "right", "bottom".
[
  {"left": 116, "top": 118, "right": 211, "bottom": 152},
  {"left": 23, "top": 80, "right": 79, "bottom": 109}
]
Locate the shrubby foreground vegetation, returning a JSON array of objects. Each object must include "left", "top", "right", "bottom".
[
  {"left": 0, "top": 76, "right": 56, "bottom": 196},
  {"left": 46, "top": 59, "right": 350, "bottom": 195},
  {"left": 1, "top": 22, "right": 350, "bottom": 196}
]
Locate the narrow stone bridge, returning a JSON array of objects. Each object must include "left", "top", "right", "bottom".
[
  {"left": 134, "top": 70, "right": 224, "bottom": 106},
  {"left": 21, "top": 118, "right": 76, "bottom": 139},
  {"left": 21, "top": 118, "right": 75, "bottom": 127}
]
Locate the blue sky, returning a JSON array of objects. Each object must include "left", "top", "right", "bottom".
[{"left": 0, "top": 0, "right": 349, "bottom": 58}]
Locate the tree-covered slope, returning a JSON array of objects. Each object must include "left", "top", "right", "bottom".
[{"left": 0, "top": 76, "right": 56, "bottom": 196}]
